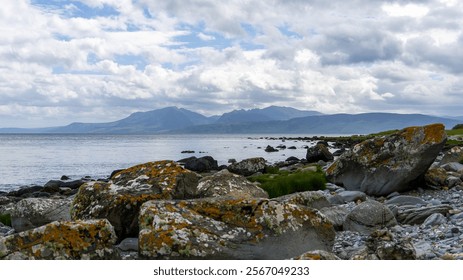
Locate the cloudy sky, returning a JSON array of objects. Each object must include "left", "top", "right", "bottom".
[{"left": 1, "top": 0, "right": 462, "bottom": 127}]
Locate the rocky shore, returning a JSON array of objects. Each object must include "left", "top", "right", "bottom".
[{"left": 1, "top": 123, "right": 463, "bottom": 260}]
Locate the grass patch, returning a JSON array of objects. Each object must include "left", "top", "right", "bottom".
[
  {"left": 0, "top": 213, "right": 12, "bottom": 227},
  {"left": 447, "top": 128, "right": 463, "bottom": 136},
  {"left": 249, "top": 168, "right": 326, "bottom": 198}
]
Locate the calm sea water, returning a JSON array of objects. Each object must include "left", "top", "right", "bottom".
[{"left": 0, "top": 134, "right": 320, "bottom": 191}]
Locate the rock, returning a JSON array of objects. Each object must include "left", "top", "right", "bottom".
[
  {"left": 413, "top": 240, "right": 434, "bottom": 260},
  {"left": 285, "top": 156, "right": 300, "bottom": 162},
  {"left": 274, "top": 190, "right": 331, "bottom": 210},
  {"left": 117, "top": 238, "right": 139, "bottom": 251},
  {"left": 0, "top": 222, "right": 14, "bottom": 237},
  {"left": 344, "top": 200, "right": 397, "bottom": 234},
  {"left": 319, "top": 204, "right": 353, "bottom": 231},
  {"left": 363, "top": 229, "right": 416, "bottom": 260},
  {"left": 71, "top": 161, "right": 201, "bottom": 240},
  {"left": 265, "top": 145, "right": 278, "bottom": 152},
  {"left": 44, "top": 179, "right": 86, "bottom": 190},
  {"left": 60, "top": 175, "right": 71, "bottom": 180},
  {"left": 396, "top": 205, "right": 453, "bottom": 225},
  {"left": 306, "top": 143, "right": 334, "bottom": 163},
  {"left": 181, "top": 150, "right": 195, "bottom": 154},
  {"left": 227, "top": 157, "right": 267, "bottom": 176},
  {"left": 442, "top": 162, "right": 463, "bottom": 173},
  {"left": 292, "top": 250, "right": 340, "bottom": 260},
  {"left": 0, "top": 219, "right": 118, "bottom": 260},
  {"left": 326, "top": 124, "right": 447, "bottom": 196},
  {"left": 332, "top": 148, "right": 346, "bottom": 157},
  {"left": 337, "top": 191, "right": 367, "bottom": 203},
  {"left": 7, "top": 186, "right": 43, "bottom": 198},
  {"left": 276, "top": 144, "right": 286, "bottom": 149},
  {"left": 422, "top": 213, "right": 447, "bottom": 227},
  {"left": 178, "top": 156, "right": 218, "bottom": 173},
  {"left": 139, "top": 197, "right": 335, "bottom": 259},
  {"left": 439, "top": 146, "right": 463, "bottom": 165},
  {"left": 10, "top": 198, "right": 72, "bottom": 232},
  {"left": 425, "top": 168, "right": 449, "bottom": 188},
  {"left": 287, "top": 146, "right": 297, "bottom": 150},
  {"left": 385, "top": 195, "right": 427, "bottom": 207},
  {"left": 197, "top": 170, "right": 268, "bottom": 199}
]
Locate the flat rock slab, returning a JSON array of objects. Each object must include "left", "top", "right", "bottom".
[
  {"left": 0, "top": 219, "right": 117, "bottom": 260},
  {"left": 397, "top": 205, "right": 453, "bottom": 225},
  {"left": 139, "top": 197, "right": 335, "bottom": 259}
]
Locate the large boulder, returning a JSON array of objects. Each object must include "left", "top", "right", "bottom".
[
  {"left": 227, "top": 157, "right": 266, "bottom": 176},
  {"left": 343, "top": 200, "right": 397, "bottom": 234},
  {"left": 326, "top": 124, "right": 447, "bottom": 196},
  {"left": 139, "top": 197, "right": 335, "bottom": 259},
  {"left": 306, "top": 143, "right": 334, "bottom": 163},
  {"left": 71, "top": 160, "right": 201, "bottom": 240},
  {"left": 0, "top": 219, "right": 117, "bottom": 260},
  {"left": 197, "top": 170, "right": 268, "bottom": 199},
  {"left": 8, "top": 198, "right": 71, "bottom": 233}
]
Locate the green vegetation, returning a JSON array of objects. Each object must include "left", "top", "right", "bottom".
[
  {"left": 452, "top": 124, "right": 463, "bottom": 130},
  {"left": 249, "top": 167, "right": 326, "bottom": 198},
  {"left": 447, "top": 128, "right": 463, "bottom": 136},
  {"left": 0, "top": 213, "right": 12, "bottom": 227}
]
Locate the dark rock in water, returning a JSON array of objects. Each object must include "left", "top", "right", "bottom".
[
  {"left": 42, "top": 184, "right": 60, "bottom": 194},
  {"left": 327, "top": 124, "right": 447, "bottom": 196},
  {"left": 178, "top": 156, "right": 218, "bottom": 173},
  {"left": 228, "top": 157, "right": 266, "bottom": 176},
  {"left": 7, "top": 186, "right": 43, "bottom": 198},
  {"left": 285, "top": 156, "right": 300, "bottom": 162},
  {"left": 287, "top": 146, "right": 297, "bottom": 150},
  {"left": 44, "top": 179, "right": 86, "bottom": 190},
  {"left": 344, "top": 200, "right": 397, "bottom": 234},
  {"left": 0, "top": 219, "right": 118, "bottom": 260},
  {"left": 306, "top": 143, "right": 334, "bottom": 163},
  {"left": 110, "top": 169, "right": 125, "bottom": 179},
  {"left": 181, "top": 150, "right": 195, "bottom": 154},
  {"left": 265, "top": 145, "right": 278, "bottom": 152},
  {"left": 60, "top": 175, "right": 71, "bottom": 181},
  {"left": 276, "top": 144, "right": 286, "bottom": 149},
  {"left": 139, "top": 196, "right": 335, "bottom": 259}
]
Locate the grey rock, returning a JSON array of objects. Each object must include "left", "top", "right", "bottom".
[
  {"left": 0, "top": 222, "right": 14, "bottom": 237},
  {"left": 326, "top": 124, "right": 447, "bottom": 196},
  {"left": 275, "top": 190, "right": 331, "bottom": 210},
  {"left": 227, "top": 157, "right": 267, "bottom": 176},
  {"left": 178, "top": 156, "right": 218, "bottom": 173},
  {"left": 385, "top": 195, "right": 427, "bottom": 207},
  {"left": 413, "top": 240, "right": 434, "bottom": 259},
  {"left": 319, "top": 204, "right": 353, "bottom": 231},
  {"left": 422, "top": 213, "right": 447, "bottom": 227},
  {"left": 10, "top": 198, "right": 71, "bottom": 232},
  {"left": 446, "top": 176, "right": 462, "bottom": 188},
  {"left": 442, "top": 162, "right": 463, "bottom": 173},
  {"left": 327, "top": 195, "right": 346, "bottom": 205},
  {"left": 439, "top": 146, "right": 463, "bottom": 165},
  {"left": 197, "top": 169, "right": 268, "bottom": 199},
  {"left": 344, "top": 200, "right": 397, "bottom": 234},
  {"left": 117, "top": 238, "right": 139, "bottom": 251},
  {"left": 337, "top": 191, "right": 367, "bottom": 203},
  {"left": 397, "top": 205, "right": 453, "bottom": 225}
]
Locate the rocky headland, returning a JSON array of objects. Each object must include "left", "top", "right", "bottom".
[{"left": 1, "top": 123, "right": 463, "bottom": 260}]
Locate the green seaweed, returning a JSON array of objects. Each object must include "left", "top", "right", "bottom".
[{"left": 0, "top": 213, "right": 12, "bottom": 227}]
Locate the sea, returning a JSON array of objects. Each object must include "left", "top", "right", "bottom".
[{"left": 0, "top": 134, "right": 326, "bottom": 192}]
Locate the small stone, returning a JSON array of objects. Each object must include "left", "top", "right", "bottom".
[
  {"left": 451, "top": 228, "right": 460, "bottom": 234},
  {"left": 422, "top": 213, "right": 447, "bottom": 227}
]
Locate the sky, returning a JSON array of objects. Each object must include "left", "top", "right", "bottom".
[{"left": 1, "top": 0, "right": 463, "bottom": 128}]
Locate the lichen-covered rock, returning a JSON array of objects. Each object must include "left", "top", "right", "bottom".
[
  {"left": 439, "top": 146, "right": 463, "bottom": 165},
  {"left": 353, "top": 229, "right": 416, "bottom": 260},
  {"left": 306, "top": 143, "right": 334, "bottom": 163},
  {"left": 228, "top": 157, "right": 266, "bottom": 176},
  {"left": 71, "top": 160, "right": 201, "bottom": 240},
  {"left": 273, "top": 190, "right": 330, "bottom": 210},
  {"left": 0, "top": 219, "right": 117, "bottom": 260},
  {"left": 425, "top": 167, "right": 449, "bottom": 188},
  {"left": 344, "top": 200, "right": 397, "bottom": 234},
  {"left": 326, "top": 124, "right": 447, "bottom": 196},
  {"left": 10, "top": 198, "right": 71, "bottom": 232},
  {"left": 139, "top": 197, "right": 335, "bottom": 259},
  {"left": 292, "top": 250, "right": 340, "bottom": 260},
  {"left": 197, "top": 170, "right": 268, "bottom": 199}
]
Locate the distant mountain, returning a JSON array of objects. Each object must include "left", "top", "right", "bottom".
[
  {"left": 217, "top": 106, "right": 322, "bottom": 124},
  {"left": 176, "top": 113, "right": 461, "bottom": 135},
  {"left": 48, "top": 106, "right": 213, "bottom": 134},
  {"left": 0, "top": 107, "right": 460, "bottom": 135}
]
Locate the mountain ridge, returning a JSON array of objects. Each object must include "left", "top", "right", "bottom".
[{"left": 0, "top": 106, "right": 460, "bottom": 135}]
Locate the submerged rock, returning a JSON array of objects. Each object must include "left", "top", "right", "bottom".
[
  {"left": 178, "top": 156, "right": 218, "bottom": 173},
  {"left": 71, "top": 160, "right": 201, "bottom": 240},
  {"left": 326, "top": 124, "right": 447, "bottom": 196},
  {"left": 0, "top": 219, "right": 117, "bottom": 260},
  {"left": 139, "top": 197, "right": 335, "bottom": 259}
]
